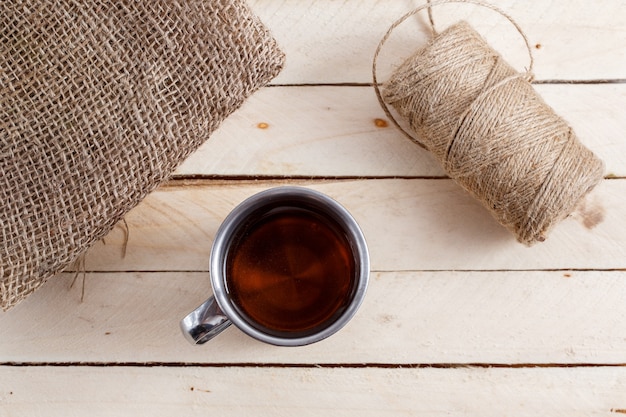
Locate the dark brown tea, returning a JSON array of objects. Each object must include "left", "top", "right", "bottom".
[{"left": 225, "top": 205, "right": 356, "bottom": 338}]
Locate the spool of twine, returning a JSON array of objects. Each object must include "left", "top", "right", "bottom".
[{"left": 373, "top": 1, "right": 604, "bottom": 245}]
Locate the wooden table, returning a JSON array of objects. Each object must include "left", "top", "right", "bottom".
[{"left": 2, "top": 1, "right": 626, "bottom": 414}]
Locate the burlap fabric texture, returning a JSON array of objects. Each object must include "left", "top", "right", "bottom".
[{"left": 1, "top": 0, "right": 285, "bottom": 310}]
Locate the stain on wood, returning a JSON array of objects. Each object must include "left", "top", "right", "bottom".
[
  {"left": 378, "top": 314, "right": 395, "bottom": 324},
  {"left": 575, "top": 197, "right": 605, "bottom": 229},
  {"left": 190, "top": 386, "right": 211, "bottom": 393},
  {"left": 374, "top": 118, "right": 388, "bottom": 128}
]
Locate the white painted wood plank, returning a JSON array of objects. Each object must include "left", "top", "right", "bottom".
[
  {"left": 82, "top": 179, "right": 625, "bottom": 272},
  {"left": 1, "top": 270, "right": 625, "bottom": 364},
  {"left": 176, "top": 86, "right": 442, "bottom": 178},
  {"left": 1, "top": 366, "right": 625, "bottom": 416},
  {"left": 249, "top": 0, "right": 626, "bottom": 84},
  {"left": 175, "top": 84, "right": 625, "bottom": 177}
]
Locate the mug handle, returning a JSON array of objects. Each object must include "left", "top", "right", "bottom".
[{"left": 180, "top": 296, "right": 232, "bottom": 345}]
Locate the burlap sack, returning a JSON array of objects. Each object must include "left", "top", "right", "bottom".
[{"left": 1, "top": 0, "right": 285, "bottom": 310}]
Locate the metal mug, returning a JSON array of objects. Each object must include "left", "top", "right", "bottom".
[{"left": 180, "top": 186, "right": 370, "bottom": 347}]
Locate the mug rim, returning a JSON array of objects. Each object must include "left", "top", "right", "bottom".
[{"left": 209, "top": 186, "right": 370, "bottom": 346}]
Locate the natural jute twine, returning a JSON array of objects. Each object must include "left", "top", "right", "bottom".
[
  {"left": 373, "top": 0, "right": 604, "bottom": 245},
  {"left": 0, "top": 0, "right": 285, "bottom": 310}
]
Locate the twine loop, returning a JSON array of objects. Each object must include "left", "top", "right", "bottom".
[
  {"left": 372, "top": 1, "right": 604, "bottom": 244},
  {"left": 373, "top": 0, "right": 535, "bottom": 148}
]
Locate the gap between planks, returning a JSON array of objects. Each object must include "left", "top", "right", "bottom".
[
  {"left": 60, "top": 268, "right": 626, "bottom": 275},
  {"left": 2, "top": 362, "right": 626, "bottom": 369},
  {"left": 167, "top": 175, "right": 626, "bottom": 182},
  {"left": 267, "top": 79, "right": 626, "bottom": 87}
]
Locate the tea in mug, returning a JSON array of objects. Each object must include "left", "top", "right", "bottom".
[{"left": 225, "top": 205, "right": 356, "bottom": 338}]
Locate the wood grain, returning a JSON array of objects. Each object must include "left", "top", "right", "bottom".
[
  {"left": 249, "top": 0, "right": 626, "bottom": 84},
  {"left": 2, "top": 366, "right": 625, "bottom": 416},
  {"left": 176, "top": 85, "right": 626, "bottom": 177},
  {"left": 1, "top": 270, "right": 625, "bottom": 364},
  {"left": 82, "top": 179, "right": 623, "bottom": 272}
]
